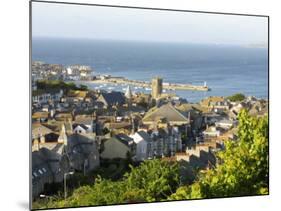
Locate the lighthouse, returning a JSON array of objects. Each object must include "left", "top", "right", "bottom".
[{"left": 204, "top": 81, "right": 207, "bottom": 87}]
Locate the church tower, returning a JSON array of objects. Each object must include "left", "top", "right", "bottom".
[{"left": 151, "top": 77, "right": 163, "bottom": 99}]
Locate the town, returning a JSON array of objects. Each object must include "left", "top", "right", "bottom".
[{"left": 31, "top": 61, "right": 268, "bottom": 202}]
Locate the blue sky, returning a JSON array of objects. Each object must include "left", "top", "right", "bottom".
[{"left": 32, "top": 1, "right": 268, "bottom": 45}]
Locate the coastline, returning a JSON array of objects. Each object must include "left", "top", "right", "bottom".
[{"left": 87, "top": 77, "right": 210, "bottom": 91}]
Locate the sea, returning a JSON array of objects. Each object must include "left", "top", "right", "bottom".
[{"left": 32, "top": 37, "right": 268, "bottom": 103}]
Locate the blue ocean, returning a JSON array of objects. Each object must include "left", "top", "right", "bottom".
[{"left": 32, "top": 37, "right": 268, "bottom": 103}]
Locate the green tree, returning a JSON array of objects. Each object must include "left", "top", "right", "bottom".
[
  {"left": 170, "top": 109, "right": 268, "bottom": 200},
  {"left": 33, "top": 159, "right": 180, "bottom": 209},
  {"left": 79, "top": 84, "right": 88, "bottom": 91},
  {"left": 125, "top": 159, "right": 179, "bottom": 201},
  {"left": 227, "top": 93, "right": 246, "bottom": 102}
]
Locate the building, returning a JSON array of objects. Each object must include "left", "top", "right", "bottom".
[
  {"left": 32, "top": 146, "right": 70, "bottom": 199},
  {"left": 32, "top": 111, "right": 49, "bottom": 122},
  {"left": 203, "top": 126, "right": 221, "bottom": 138},
  {"left": 151, "top": 127, "right": 182, "bottom": 157},
  {"left": 74, "top": 115, "right": 95, "bottom": 133},
  {"left": 32, "top": 89, "right": 63, "bottom": 104},
  {"left": 142, "top": 103, "right": 190, "bottom": 126},
  {"left": 125, "top": 85, "right": 132, "bottom": 99},
  {"left": 151, "top": 77, "right": 163, "bottom": 99},
  {"left": 101, "top": 134, "right": 136, "bottom": 159},
  {"left": 130, "top": 131, "right": 154, "bottom": 161},
  {"left": 65, "top": 133, "right": 100, "bottom": 174},
  {"left": 215, "top": 119, "right": 234, "bottom": 129},
  {"left": 73, "top": 123, "right": 91, "bottom": 134},
  {"left": 200, "top": 96, "right": 230, "bottom": 111},
  {"left": 96, "top": 92, "right": 125, "bottom": 108}
]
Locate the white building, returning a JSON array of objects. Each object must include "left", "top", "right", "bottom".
[
  {"left": 130, "top": 131, "right": 153, "bottom": 161},
  {"left": 203, "top": 126, "right": 220, "bottom": 137},
  {"left": 215, "top": 119, "right": 234, "bottom": 129}
]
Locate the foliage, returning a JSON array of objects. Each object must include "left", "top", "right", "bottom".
[
  {"left": 36, "top": 80, "right": 88, "bottom": 92},
  {"left": 79, "top": 84, "right": 88, "bottom": 91},
  {"left": 124, "top": 160, "right": 179, "bottom": 201},
  {"left": 33, "top": 159, "right": 180, "bottom": 209},
  {"left": 227, "top": 93, "right": 246, "bottom": 102},
  {"left": 170, "top": 109, "right": 268, "bottom": 200}
]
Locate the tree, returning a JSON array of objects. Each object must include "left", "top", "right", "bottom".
[
  {"left": 79, "top": 84, "right": 88, "bottom": 91},
  {"left": 124, "top": 159, "right": 180, "bottom": 201},
  {"left": 227, "top": 93, "right": 246, "bottom": 102},
  {"left": 170, "top": 109, "right": 268, "bottom": 200},
  {"left": 33, "top": 159, "right": 180, "bottom": 209},
  {"left": 35, "top": 80, "right": 87, "bottom": 93}
]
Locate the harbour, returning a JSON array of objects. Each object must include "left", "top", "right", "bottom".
[{"left": 90, "top": 76, "right": 210, "bottom": 91}]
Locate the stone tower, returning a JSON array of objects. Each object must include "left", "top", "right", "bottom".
[{"left": 151, "top": 77, "right": 163, "bottom": 99}]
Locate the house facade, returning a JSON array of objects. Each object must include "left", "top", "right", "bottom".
[
  {"left": 101, "top": 134, "right": 136, "bottom": 159},
  {"left": 130, "top": 131, "right": 153, "bottom": 161}
]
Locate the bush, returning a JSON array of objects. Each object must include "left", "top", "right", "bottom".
[
  {"left": 170, "top": 110, "right": 268, "bottom": 200},
  {"left": 36, "top": 80, "right": 88, "bottom": 92},
  {"left": 33, "top": 159, "right": 180, "bottom": 209},
  {"left": 227, "top": 93, "right": 245, "bottom": 102}
]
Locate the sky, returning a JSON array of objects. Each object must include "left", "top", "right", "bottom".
[{"left": 32, "top": 1, "right": 268, "bottom": 45}]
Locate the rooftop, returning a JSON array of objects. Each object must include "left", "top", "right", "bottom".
[{"left": 142, "top": 103, "right": 189, "bottom": 124}]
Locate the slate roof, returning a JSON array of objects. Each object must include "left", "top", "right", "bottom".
[
  {"left": 75, "top": 116, "right": 93, "bottom": 125},
  {"left": 66, "top": 134, "right": 96, "bottom": 157},
  {"left": 115, "top": 133, "right": 134, "bottom": 146},
  {"left": 40, "top": 143, "right": 65, "bottom": 155},
  {"left": 142, "top": 103, "right": 189, "bottom": 124},
  {"left": 32, "top": 147, "right": 61, "bottom": 183},
  {"left": 136, "top": 131, "right": 152, "bottom": 142},
  {"left": 73, "top": 123, "right": 89, "bottom": 131},
  {"left": 98, "top": 92, "right": 125, "bottom": 106}
]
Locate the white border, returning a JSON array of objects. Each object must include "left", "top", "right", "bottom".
[{"left": 0, "top": 0, "right": 279, "bottom": 211}]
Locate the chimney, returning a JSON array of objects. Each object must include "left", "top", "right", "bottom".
[
  {"left": 40, "top": 134, "right": 45, "bottom": 144},
  {"left": 131, "top": 114, "right": 135, "bottom": 134},
  {"left": 58, "top": 123, "right": 68, "bottom": 145},
  {"left": 50, "top": 109, "right": 55, "bottom": 118},
  {"left": 33, "top": 136, "right": 40, "bottom": 151}
]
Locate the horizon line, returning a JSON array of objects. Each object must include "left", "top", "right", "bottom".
[{"left": 32, "top": 36, "right": 268, "bottom": 48}]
